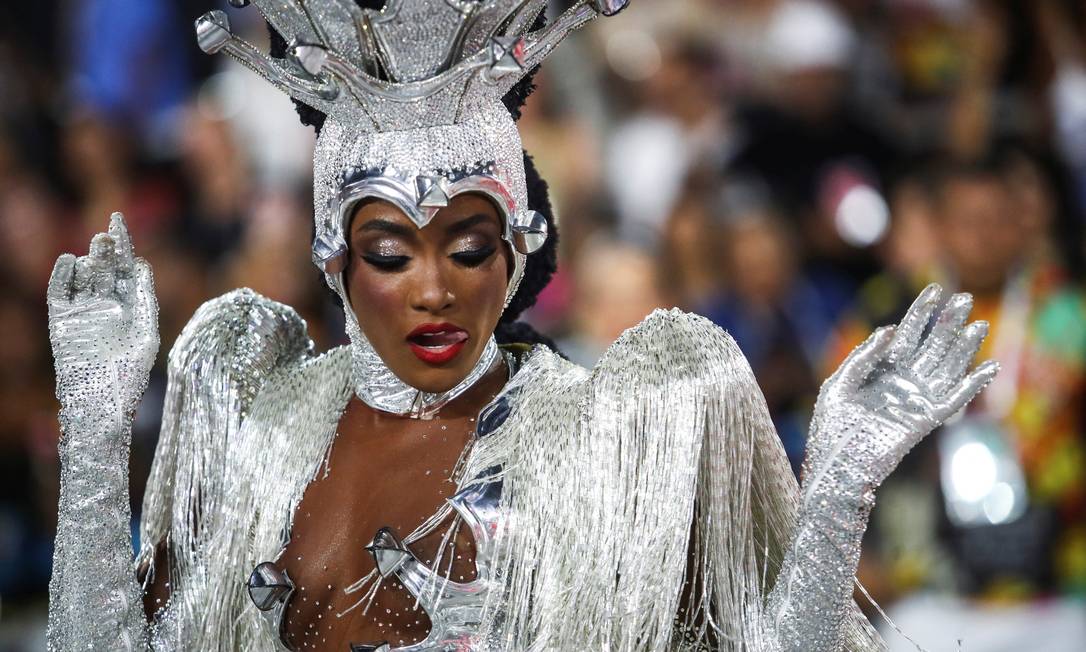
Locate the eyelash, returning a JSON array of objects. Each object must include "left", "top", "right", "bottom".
[
  {"left": 361, "top": 245, "right": 497, "bottom": 272},
  {"left": 451, "top": 245, "right": 497, "bottom": 267},
  {"left": 361, "top": 253, "right": 410, "bottom": 271}
]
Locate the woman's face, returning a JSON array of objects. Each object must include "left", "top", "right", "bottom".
[{"left": 345, "top": 194, "right": 511, "bottom": 394}]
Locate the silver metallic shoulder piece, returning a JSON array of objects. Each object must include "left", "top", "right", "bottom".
[{"left": 137, "top": 289, "right": 313, "bottom": 632}]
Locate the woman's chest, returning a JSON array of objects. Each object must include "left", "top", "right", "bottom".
[{"left": 273, "top": 401, "right": 484, "bottom": 651}]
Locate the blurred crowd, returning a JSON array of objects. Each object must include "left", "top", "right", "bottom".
[{"left": 1, "top": 0, "right": 1085, "bottom": 650}]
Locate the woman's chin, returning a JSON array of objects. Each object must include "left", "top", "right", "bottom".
[
  {"left": 381, "top": 342, "right": 489, "bottom": 396},
  {"left": 397, "top": 363, "right": 475, "bottom": 395}
]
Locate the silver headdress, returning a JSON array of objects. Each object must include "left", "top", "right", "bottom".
[{"left": 196, "top": 0, "right": 627, "bottom": 417}]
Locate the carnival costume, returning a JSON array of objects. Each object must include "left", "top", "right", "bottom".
[{"left": 45, "top": 1, "right": 999, "bottom": 650}]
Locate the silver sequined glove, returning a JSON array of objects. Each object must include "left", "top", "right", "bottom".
[
  {"left": 48, "top": 212, "right": 158, "bottom": 416},
  {"left": 47, "top": 212, "right": 158, "bottom": 651},
  {"left": 768, "top": 283, "right": 998, "bottom": 652}
]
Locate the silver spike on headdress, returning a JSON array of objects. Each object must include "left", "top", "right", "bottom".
[
  {"left": 194, "top": 0, "right": 628, "bottom": 418},
  {"left": 196, "top": 1, "right": 627, "bottom": 131}
]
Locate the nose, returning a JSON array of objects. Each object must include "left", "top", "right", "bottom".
[{"left": 409, "top": 261, "right": 455, "bottom": 314}]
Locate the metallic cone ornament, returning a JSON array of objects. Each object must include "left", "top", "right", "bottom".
[{"left": 365, "top": 527, "right": 412, "bottom": 578}]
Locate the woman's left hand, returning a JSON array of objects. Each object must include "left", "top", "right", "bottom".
[{"left": 803, "top": 283, "right": 999, "bottom": 496}]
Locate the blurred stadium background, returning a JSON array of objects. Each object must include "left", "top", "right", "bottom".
[{"left": 0, "top": 1, "right": 1084, "bottom": 650}]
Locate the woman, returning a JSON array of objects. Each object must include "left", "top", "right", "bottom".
[{"left": 44, "top": 1, "right": 997, "bottom": 651}]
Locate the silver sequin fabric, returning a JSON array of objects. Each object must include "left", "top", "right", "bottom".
[
  {"left": 51, "top": 287, "right": 906, "bottom": 651},
  {"left": 48, "top": 0, "right": 999, "bottom": 647},
  {"left": 46, "top": 222, "right": 158, "bottom": 652}
]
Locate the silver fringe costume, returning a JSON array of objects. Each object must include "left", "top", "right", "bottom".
[{"left": 45, "top": 2, "right": 1000, "bottom": 651}]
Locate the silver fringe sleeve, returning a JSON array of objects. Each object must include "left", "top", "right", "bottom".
[
  {"left": 46, "top": 215, "right": 158, "bottom": 651},
  {"left": 460, "top": 308, "right": 884, "bottom": 651},
  {"left": 137, "top": 289, "right": 313, "bottom": 647},
  {"left": 670, "top": 311, "right": 885, "bottom": 652},
  {"left": 48, "top": 223, "right": 311, "bottom": 650},
  {"left": 766, "top": 285, "right": 998, "bottom": 652}
]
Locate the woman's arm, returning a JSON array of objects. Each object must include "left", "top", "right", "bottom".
[
  {"left": 46, "top": 213, "right": 158, "bottom": 651},
  {"left": 47, "top": 214, "right": 315, "bottom": 650},
  {"left": 765, "top": 285, "right": 997, "bottom": 651}
]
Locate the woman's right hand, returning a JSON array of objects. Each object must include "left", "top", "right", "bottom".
[
  {"left": 804, "top": 284, "right": 997, "bottom": 497},
  {"left": 47, "top": 212, "right": 159, "bottom": 419}
]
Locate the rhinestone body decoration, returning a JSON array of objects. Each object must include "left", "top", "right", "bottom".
[{"left": 346, "top": 466, "right": 503, "bottom": 652}]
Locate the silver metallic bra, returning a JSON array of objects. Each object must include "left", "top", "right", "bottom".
[
  {"left": 246, "top": 376, "right": 516, "bottom": 651},
  {"left": 247, "top": 463, "right": 505, "bottom": 652}
]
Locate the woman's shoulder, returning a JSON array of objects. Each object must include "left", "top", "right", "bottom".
[
  {"left": 169, "top": 288, "right": 314, "bottom": 377},
  {"left": 168, "top": 287, "right": 356, "bottom": 422},
  {"left": 517, "top": 308, "right": 754, "bottom": 410},
  {"left": 140, "top": 290, "right": 322, "bottom": 567},
  {"left": 591, "top": 308, "right": 750, "bottom": 387}
]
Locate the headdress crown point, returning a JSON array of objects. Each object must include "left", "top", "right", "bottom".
[{"left": 195, "top": 0, "right": 630, "bottom": 130}]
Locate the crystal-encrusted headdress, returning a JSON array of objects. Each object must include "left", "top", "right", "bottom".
[
  {"left": 196, "top": 0, "right": 627, "bottom": 278},
  {"left": 194, "top": 0, "right": 628, "bottom": 417}
]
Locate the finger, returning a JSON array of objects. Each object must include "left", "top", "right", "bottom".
[
  {"left": 932, "top": 320, "right": 989, "bottom": 395},
  {"left": 934, "top": 360, "right": 1000, "bottom": 421},
  {"left": 131, "top": 259, "right": 159, "bottom": 335},
  {"left": 85, "top": 232, "right": 123, "bottom": 298},
  {"left": 835, "top": 325, "right": 895, "bottom": 389},
  {"left": 71, "top": 256, "right": 95, "bottom": 301},
  {"left": 88, "top": 232, "right": 117, "bottom": 266},
  {"left": 108, "top": 212, "right": 136, "bottom": 272},
  {"left": 886, "top": 283, "right": 942, "bottom": 365},
  {"left": 47, "top": 254, "right": 77, "bottom": 304},
  {"left": 912, "top": 292, "right": 973, "bottom": 376}
]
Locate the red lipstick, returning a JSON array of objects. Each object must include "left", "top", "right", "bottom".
[{"left": 406, "top": 322, "right": 469, "bottom": 365}]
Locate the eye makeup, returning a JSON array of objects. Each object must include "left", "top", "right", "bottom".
[
  {"left": 450, "top": 245, "right": 497, "bottom": 268},
  {"left": 361, "top": 252, "right": 410, "bottom": 271}
]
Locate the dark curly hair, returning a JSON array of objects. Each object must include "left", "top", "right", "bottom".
[{"left": 267, "top": 3, "right": 559, "bottom": 350}]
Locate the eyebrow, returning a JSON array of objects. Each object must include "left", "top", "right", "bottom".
[
  {"left": 447, "top": 213, "right": 495, "bottom": 235},
  {"left": 354, "top": 218, "right": 415, "bottom": 238},
  {"left": 353, "top": 213, "right": 496, "bottom": 238}
]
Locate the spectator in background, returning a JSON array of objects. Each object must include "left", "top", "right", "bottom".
[
  {"left": 555, "top": 235, "right": 671, "bottom": 367},
  {"left": 699, "top": 180, "right": 839, "bottom": 472},
  {"left": 660, "top": 176, "right": 729, "bottom": 313},
  {"left": 517, "top": 71, "right": 603, "bottom": 228},
  {"left": 0, "top": 285, "right": 59, "bottom": 617},
  {"left": 830, "top": 154, "right": 1086, "bottom": 651},
  {"left": 726, "top": 0, "right": 897, "bottom": 285},
  {"left": 0, "top": 125, "right": 67, "bottom": 639},
  {"left": 605, "top": 36, "right": 732, "bottom": 239},
  {"left": 67, "top": 0, "right": 191, "bottom": 151},
  {"left": 174, "top": 100, "right": 252, "bottom": 265}
]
